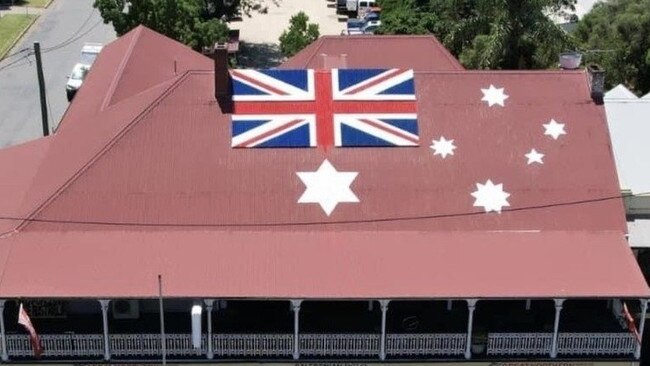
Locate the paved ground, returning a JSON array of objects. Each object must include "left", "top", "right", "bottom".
[
  {"left": 0, "top": 0, "right": 115, "bottom": 148},
  {"left": 231, "top": 0, "right": 344, "bottom": 67}
]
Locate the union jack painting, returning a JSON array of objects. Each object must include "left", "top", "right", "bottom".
[{"left": 231, "top": 68, "right": 419, "bottom": 148}]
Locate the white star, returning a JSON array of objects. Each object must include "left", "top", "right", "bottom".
[
  {"left": 543, "top": 119, "right": 566, "bottom": 140},
  {"left": 525, "top": 149, "right": 544, "bottom": 165},
  {"left": 296, "top": 159, "right": 359, "bottom": 216},
  {"left": 430, "top": 136, "right": 456, "bottom": 159},
  {"left": 471, "top": 179, "right": 511, "bottom": 213},
  {"left": 481, "top": 84, "right": 509, "bottom": 107}
]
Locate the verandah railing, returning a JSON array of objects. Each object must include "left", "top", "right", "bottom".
[
  {"left": 1, "top": 332, "right": 637, "bottom": 359},
  {"left": 300, "top": 333, "right": 380, "bottom": 357},
  {"left": 213, "top": 334, "right": 293, "bottom": 357},
  {"left": 386, "top": 333, "right": 466, "bottom": 356},
  {"left": 557, "top": 332, "right": 636, "bottom": 356},
  {"left": 488, "top": 332, "right": 636, "bottom": 356},
  {"left": 487, "top": 333, "right": 553, "bottom": 355}
]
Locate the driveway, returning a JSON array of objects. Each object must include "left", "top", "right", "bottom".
[
  {"left": 231, "top": 0, "right": 345, "bottom": 67},
  {"left": 0, "top": 0, "right": 115, "bottom": 148}
]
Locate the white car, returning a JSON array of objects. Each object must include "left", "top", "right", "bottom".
[
  {"left": 66, "top": 63, "right": 90, "bottom": 101},
  {"left": 341, "top": 20, "right": 381, "bottom": 35}
]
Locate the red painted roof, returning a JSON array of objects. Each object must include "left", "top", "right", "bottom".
[
  {"left": 0, "top": 26, "right": 645, "bottom": 298},
  {"left": 0, "top": 230, "right": 646, "bottom": 299},
  {"left": 281, "top": 35, "right": 464, "bottom": 71}
]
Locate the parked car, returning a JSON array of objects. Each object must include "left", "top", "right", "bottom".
[
  {"left": 347, "top": 11, "right": 380, "bottom": 30},
  {"left": 341, "top": 20, "right": 381, "bottom": 35},
  {"left": 65, "top": 63, "right": 90, "bottom": 101},
  {"left": 346, "top": 0, "right": 376, "bottom": 16},
  {"left": 65, "top": 43, "right": 103, "bottom": 102},
  {"left": 336, "top": 0, "right": 347, "bottom": 13}
]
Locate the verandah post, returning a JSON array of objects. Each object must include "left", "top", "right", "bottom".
[
  {"left": 98, "top": 299, "right": 110, "bottom": 361},
  {"left": 379, "top": 300, "right": 390, "bottom": 360},
  {"left": 291, "top": 299, "right": 302, "bottom": 360},
  {"left": 0, "top": 300, "right": 7, "bottom": 361},
  {"left": 204, "top": 299, "right": 215, "bottom": 359},
  {"left": 550, "top": 298, "right": 565, "bottom": 358},
  {"left": 464, "top": 299, "right": 477, "bottom": 359}
]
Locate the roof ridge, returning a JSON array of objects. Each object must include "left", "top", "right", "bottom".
[
  {"left": 414, "top": 69, "right": 587, "bottom": 75},
  {"left": 16, "top": 72, "right": 192, "bottom": 233},
  {"left": 303, "top": 38, "right": 326, "bottom": 70},
  {"left": 425, "top": 37, "right": 464, "bottom": 71},
  {"left": 100, "top": 26, "right": 143, "bottom": 111}
]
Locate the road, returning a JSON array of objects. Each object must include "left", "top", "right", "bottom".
[{"left": 0, "top": 0, "right": 115, "bottom": 148}]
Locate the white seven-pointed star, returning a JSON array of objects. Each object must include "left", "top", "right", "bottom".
[
  {"left": 543, "top": 119, "right": 566, "bottom": 140},
  {"left": 471, "top": 180, "right": 511, "bottom": 213},
  {"left": 430, "top": 136, "right": 456, "bottom": 158},
  {"left": 525, "top": 149, "right": 545, "bottom": 165},
  {"left": 296, "top": 159, "right": 359, "bottom": 216},
  {"left": 481, "top": 84, "right": 509, "bottom": 107}
]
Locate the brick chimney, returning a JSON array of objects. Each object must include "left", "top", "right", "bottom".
[
  {"left": 587, "top": 63, "right": 605, "bottom": 105},
  {"left": 213, "top": 43, "right": 232, "bottom": 100},
  {"left": 320, "top": 53, "right": 348, "bottom": 69}
]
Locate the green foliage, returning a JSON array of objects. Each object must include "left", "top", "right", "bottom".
[
  {"left": 574, "top": 0, "right": 650, "bottom": 95},
  {"left": 376, "top": 0, "right": 577, "bottom": 70},
  {"left": 278, "top": 12, "right": 320, "bottom": 58},
  {"left": 94, "top": 0, "right": 229, "bottom": 50}
]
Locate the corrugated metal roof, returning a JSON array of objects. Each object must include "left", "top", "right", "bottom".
[
  {"left": 0, "top": 26, "right": 643, "bottom": 298},
  {"left": 604, "top": 85, "right": 650, "bottom": 194},
  {"left": 280, "top": 35, "right": 464, "bottom": 71},
  {"left": 0, "top": 230, "right": 646, "bottom": 298}
]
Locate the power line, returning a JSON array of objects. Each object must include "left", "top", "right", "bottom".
[
  {"left": 41, "top": 6, "right": 97, "bottom": 52},
  {"left": 0, "top": 51, "right": 33, "bottom": 73},
  {"left": 0, "top": 191, "right": 647, "bottom": 228},
  {"left": 0, "top": 47, "right": 30, "bottom": 61}
]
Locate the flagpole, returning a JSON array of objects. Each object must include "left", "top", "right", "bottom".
[{"left": 158, "top": 274, "right": 166, "bottom": 366}]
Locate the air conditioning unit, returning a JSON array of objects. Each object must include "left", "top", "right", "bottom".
[{"left": 112, "top": 300, "right": 140, "bottom": 319}]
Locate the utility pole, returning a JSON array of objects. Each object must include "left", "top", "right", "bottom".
[{"left": 33, "top": 42, "right": 49, "bottom": 136}]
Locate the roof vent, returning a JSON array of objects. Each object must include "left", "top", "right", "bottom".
[
  {"left": 587, "top": 63, "right": 605, "bottom": 105},
  {"left": 559, "top": 51, "right": 582, "bottom": 70}
]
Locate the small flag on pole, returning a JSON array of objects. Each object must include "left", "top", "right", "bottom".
[
  {"left": 623, "top": 302, "right": 641, "bottom": 343},
  {"left": 18, "top": 303, "right": 43, "bottom": 358}
]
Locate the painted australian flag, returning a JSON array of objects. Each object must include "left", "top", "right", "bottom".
[{"left": 230, "top": 68, "right": 419, "bottom": 148}]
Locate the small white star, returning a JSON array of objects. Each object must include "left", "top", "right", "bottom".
[
  {"left": 525, "top": 149, "right": 544, "bottom": 165},
  {"left": 430, "top": 136, "right": 456, "bottom": 159},
  {"left": 471, "top": 179, "right": 511, "bottom": 213},
  {"left": 296, "top": 159, "right": 359, "bottom": 216},
  {"left": 543, "top": 119, "right": 566, "bottom": 140},
  {"left": 481, "top": 84, "right": 509, "bottom": 107}
]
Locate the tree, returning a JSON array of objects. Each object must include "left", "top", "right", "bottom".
[
  {"left": 376, "top": 0, "right": 577, "bottom": 70},
  {"left": 94, "top": 0, "right": 229, "bottom": 50},
  {"left": 278, "top": 12, "right": 319, "bottom": 58},
  {"left": 574, "top": 0, "right": 650, "bottom": 95}
]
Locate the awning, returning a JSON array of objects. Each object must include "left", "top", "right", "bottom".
[{"left": 0, "top": 230, "right": 647, "bottom": 299}]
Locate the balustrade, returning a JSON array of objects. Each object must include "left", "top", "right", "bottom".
[
  {"left": 6, "top": 334, "right": 103, "bottom": 358},
  {"left": 213, "top": 334, "right": 293, "bottom": 357},
  {"left": 487, "top": 333, "right": 553, "bottom": 355},
  {"left": 557, "top": 332, "right": 636, "bottom": 356},
  {"left": 0, "top": 331, "right": 639, "bottom": 360},
  {"left": 110, "top": 333, "right": 204, "bottom": 357},
  {"left": 300, "top": 333, "right": 380, "bottom": 357},
  {"left": 386, "top": 333, "right": 466, "bottom": 356}
]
